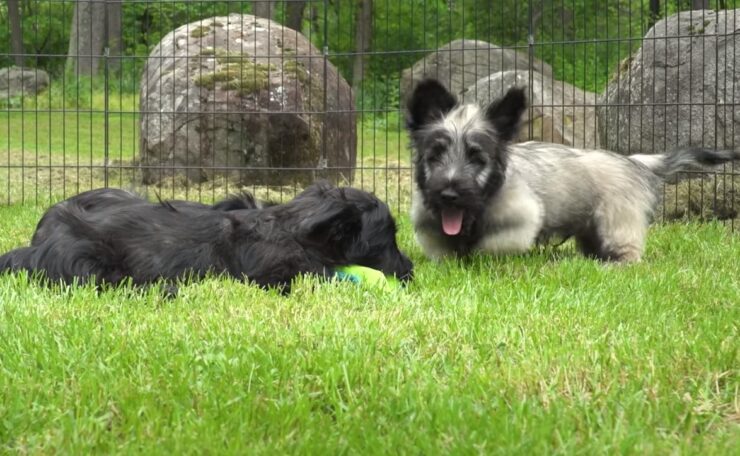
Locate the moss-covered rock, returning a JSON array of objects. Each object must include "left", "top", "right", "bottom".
[
  {"left": 400, "top": 39, "right": 553, "bottom": 104},
  {"left": 194, "top": 59, "right": 276, "bottom": 95},
  {"left": 463, "top": 70, "right": 599, "bottom": 149},
  {"left": 598, "top": 10, "right": 740, "bottom": 154},
  {"left": 190, "top": 25, "right": 211, "bottom": 38},
  {"left": 662, "top": 176, "right": 739, "bottom": 222},
  {"left": 139, "top": 14, "right": 356, "bottom": 186}
]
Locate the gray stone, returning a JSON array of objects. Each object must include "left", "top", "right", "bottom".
[
  {"left": 597, "top": 9, "right": 740, "bottom": 154},
  {"left": 0, "top": 66, "right": 50, "bottom": 98},
  {"left": 139, "top": 14, "right": 356, "bottom": 185},
  {"left": 463, "top": 70, "right": 599, "bottom": 149},
  {"left": 400, "top": 39, "right": 552, "bottom": 103}
]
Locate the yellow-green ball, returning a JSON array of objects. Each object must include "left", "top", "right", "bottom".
[{"left": 334, "top": 265, "right": 401, "bottom": 290}]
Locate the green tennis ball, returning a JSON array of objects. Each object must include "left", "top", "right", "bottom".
[{"left": 334, "top": 265, "right": 401, "bottom": 291}]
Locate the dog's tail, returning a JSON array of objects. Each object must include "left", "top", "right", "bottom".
[{"left": 629, "top": 148, "right": 739, "bottom": 183}]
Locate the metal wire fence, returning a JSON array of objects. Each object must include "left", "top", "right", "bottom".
[{"left": 0, "top": 0, "right": 737, "bottom": 227}]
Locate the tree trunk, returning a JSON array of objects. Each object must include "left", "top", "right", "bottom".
[
  {"left": 691, "top": 0, "right": 710, "bottom": 9},
  {"left": 648, "top": 0, "right": 660, "bottom": 28},
  {"left": 66, "top": 0, "right": 107, "bottom": 76},
  {"left": 352, "top": 0, "right": 373, "bottom": 88},
  {"left": 286, "top": 1, "right": 306, "bottom": 32},
  {"left": 309, "top": 3, "right": 321, "bottom": 34},
  {"left": 8, "top": 0, "right": 24, "bottom": 67},
  {"left": 107, "top": 0, "right": 123, "bottom": 72},
  {"left": 253, "top": 0, "right": 275, "bottom": 19}
]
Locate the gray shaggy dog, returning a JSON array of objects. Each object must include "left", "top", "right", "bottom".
[{"left": 406, "top": 78, "right": 739, "bottom": 262}]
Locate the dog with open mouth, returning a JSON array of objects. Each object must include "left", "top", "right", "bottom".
[{"left": 406, "top": 78, "right": 740, "bottom": 262}]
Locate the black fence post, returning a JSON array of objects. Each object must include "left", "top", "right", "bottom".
[{"left": 103, "top": 0, "right": 110, "bottom": 188}]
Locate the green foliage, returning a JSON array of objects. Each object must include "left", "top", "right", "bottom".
[
  {"left": 0, "top": 76, "right": 137, "bottom": 111},
  {"left": 0, "top": 0, "right": 736, "bottom": 113},
  {"left": 0, "top": 0, "right": 74, "bottom": 74},
  {"left": 354, "top": 74, "right": 401, "bottom": 114},
  {"left": 311, "top": 0, "right": 465, "bottom": 86},
  {"left": 456, "top": 0, "right": 652, "bottom": 93}
]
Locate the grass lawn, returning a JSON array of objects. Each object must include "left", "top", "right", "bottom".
[
  {"left": 0, "top": 110, "right": 413, "bottom": 209},
  {"left": 4, "top": 105, "right": 737, "bottom": 219},
  {"left": 0, "top": 199, "right": 738, "bottom": 453},
  {"left": 0, "top": 109, "right": 409, "bottom": 165},
  {"left": 0, "top": 111, "right": 140, "bottom": 163}
]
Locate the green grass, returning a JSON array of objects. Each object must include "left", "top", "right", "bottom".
[
  {"left": 0, "top": 108, "right": 409, "bottom": 167},
  {"left": 0, "top": 109, "right": 407, "bottom": 165},
  {"left": 0, "top": 201, "right": 738, "bottom": 454},
  {"left": 0, "top": 111, "right": 140, "bottom": 163}
]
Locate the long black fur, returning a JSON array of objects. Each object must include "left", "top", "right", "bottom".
[
  {"left": 1, "top": 182, "right": 413, "bottom": 293},
  {"left": 30, "top": 188, "right": 265, "bottom": 246}
]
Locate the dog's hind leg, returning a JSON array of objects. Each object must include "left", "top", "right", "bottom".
[{"left": 579, "top": 203, "right": 648, "bottom": 263}]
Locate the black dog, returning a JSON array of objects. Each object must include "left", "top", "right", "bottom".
[
  {"left": 29, "top": 188, "right": 268, "bottom": 246},
  {"left": 0, "top": 182, "right": 413, "bottom": 293}
]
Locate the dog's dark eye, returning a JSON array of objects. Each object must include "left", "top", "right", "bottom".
[
  {"left": 428, "top": 143, "right": 446, "bottom": 163},
  {"left": 467, "top": 146, "right": 487, "bottom": 167}
]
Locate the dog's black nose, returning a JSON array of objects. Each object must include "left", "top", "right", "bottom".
[{"left": 440, "top": 188, "right": 459, "bottom": 203}]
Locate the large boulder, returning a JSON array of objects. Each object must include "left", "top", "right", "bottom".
[
  {"left": 463, "top": 70, "right": 599, "bottom": 149},
  {"left": 0, "top": 66, "right": 50, "bottom": 98},
  {"left": 139, "top": 14, "right": 356, "bottom": 185},
  {"left": 597, "top": 9, "right": 740, "bottom": 154},
  {"left": 400, "top": 39, "right": 552, "bottom": 103}
]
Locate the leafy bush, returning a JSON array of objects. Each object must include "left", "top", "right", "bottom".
[{"left": 1, "top": 0, "right": 731, "bottom": 112}]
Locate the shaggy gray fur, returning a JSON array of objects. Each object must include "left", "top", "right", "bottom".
[{"left": 407, "top": 78, "right": 739, "bottom": 262}]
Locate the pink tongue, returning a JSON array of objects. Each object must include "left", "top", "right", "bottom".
[{"left": 441, "top": 209, "right": 464, "bottom": 236}]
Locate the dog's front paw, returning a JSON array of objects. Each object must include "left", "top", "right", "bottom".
[{"left": 159, "top": 283, "right": 179, "bottom": 299}]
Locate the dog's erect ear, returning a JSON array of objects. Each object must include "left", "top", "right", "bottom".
[
  {"left": 485, "top": 86, "right": 527, "bottom": 142},
  {"left": 293, "top": 180, "right": 335, "bottom": 202},
  {"left": 406, "top": 79, "right": 457, "bottom": 131},
  {"left": 299, "top": 200, "right": 363, "bottom": 250},
  {"left": 211, "top": 191, "right": 259, "bottom": 211}
]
